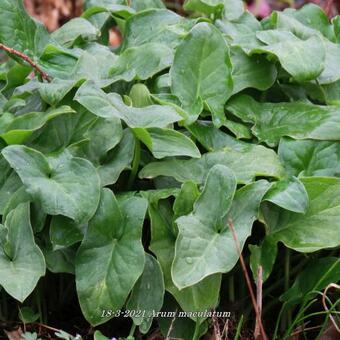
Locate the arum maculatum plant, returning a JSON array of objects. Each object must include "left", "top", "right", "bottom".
[{"left": 0, "top": 0, "right": 340, "bottom": 339}]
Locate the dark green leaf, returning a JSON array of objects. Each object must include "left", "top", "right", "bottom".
[
  {"left": 0, "top": 203, "right": 45, "bottom": 302},
  {"left": 171, "top": 22, "right": 233, "bottom": 125},
  {"left": 76, "top": 189, "right": 147, "bottom": 325}
]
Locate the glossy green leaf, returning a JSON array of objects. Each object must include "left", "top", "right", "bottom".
[
  {"left": 76, "top": 189, "right": 147, "bottom": 325},
  {"left": 98, "top": 129, "right": 135, "bottom": 186},
  {"left": 2, "top": 145, "right": 101, "bottom": 223},
  {"left": 215, "top": 11, "right": 263, "bottom": 53},
  {"left": 0, "top": 106, "right": 75, "bottom": 145},
  {"left": 127, "top": 254, "right": 165, "bottom": 333},
  {"left": 263, "top": 177, "right": 309, "bottom": 213},
  {"left": 82, "top": 3, "right": 135, "bottom": 20},
  {"left": 75, "top": 82, "right": 182, "bottom": 128},
  {"left": 50, "top": 216, "right": 86, "bottom": 249},
  {"left": 227, "top": 95, "right": 340, "bottom": 146},
  {"left": 253, "top": 30, "right": 325, "bottom": 82},
  {"left": 39, "top": 79, "right": 79, "bottom": 106},
  {"left": 230, "top": 46, "right": 277, "bottom": 95},
  {"left": 122, "top": 9, "right": 194, "bottom": 50},
  {"left": 0, "top": 203, "right": 45, "bottom": 302},
  {"left": 133, "top": 128, "right": 200, "bottom": 159},
  {"left": 278, "top": 137, "right": 340, "bottom": 177},
  {"left": 263, "top": 177, "right": 340, "bottom": 252},
  {"left": 44, "top": 247, "right": 76, "bottom": 275},
  {"left": 131, "top": 0, "right": 165, "bottom": 11},
  {"left": 172, "top": 165, "right": 237, "bottom": 288},
  {"left": 146, "top": 188, "right": 221, "bottom": 320},
  {"left": 139, "top": 144, "right": 284, "bottom": 184},
  {"left": 249, "top": 238, "right": 278, "bottom": 283},
  {"left": 171, "top": 22, "right": 233, "bottom": 126},
  {"left": 183, "top": 0, "right": 225, "bottom": 15},
  {"left": 0, "top": 0, "right": 50, "bottom": 58},
  {"left": 0, "top": 158, "right": 22, "bottom": 214},
  {"left": 172, "top": 167, "right": 270, "bottom": 288},
  {"left": 109, "top": 43, "right": 173, "bottom": 82},
  {"left": 52, "top": 18, "right": 99, "bottom": 47}
]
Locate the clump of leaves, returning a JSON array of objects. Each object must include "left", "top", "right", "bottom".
[{"left": 0, "top": 0, "right": 340, "bottom": 339}]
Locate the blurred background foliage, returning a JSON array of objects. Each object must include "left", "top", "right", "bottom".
[{"left": 23, "top": 0, "right": 339, "bottom": 32}]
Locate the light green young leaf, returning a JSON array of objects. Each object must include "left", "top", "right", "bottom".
[
  {"left": 183, "top": 0, "right": 225, "bottom": 15},
  {"left": 227, "top": 95, "right": 340, "bottom": 146},
  {"left": 133, "top": 128, "right": 200, "bottom": 159},
  {"left": 82, "top": 3, "right": 135, "bottom": 20},
  {"left": 109, "top": 43, "right": 173, "bottom": 83},
  {"left": 2, "top": 145, "right": 101, "bottom": 223},
  {"left": 263, "top": 177, "right": 309, "bottom": 213},
  {"left": 75, "top": 82, "right": 182, "bottom": 128},
  {"left": 171, "top": 22, "right": 233, "bottom": 126},
  {"left": 278, "top": 137, "right": 340, "bottom": 177},
  {"left": 185, "top": 0, "right": 244, "bottom": 19},
  {"left": 263, "top": 177, "right": 340, "bottom": 252},
  {"left": 249, "top": 238, "right": 278, "bottom": 283},
  {"left": 280, "top": 257, "right": 340, "bottom": 306},
  {"left": 127, "top": 254, "right": 165, "bottom": 334},
  {"left": 0, "top": 203, "right": 45, "bottom": 302},
  {"left": 52, "top": 18, "right": 100, "bottom": 47},
  {"left": 253, "top": 30, "right": 325, "bottom": 82},
  {"left": 76, "top": 189, "right": 147, "bottom": 325}
]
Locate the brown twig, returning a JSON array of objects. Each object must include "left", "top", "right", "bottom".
[
  {"left": 165, "top": 309, "right": 177, "bottom": 340},
  {"left": 0, "top": 43, "right": 51, "bottom": 82},
  {"left": 212, "top": 311, "right": 222, "bottom": 340},
  {"left": 228, "top": 219, "right": 268, "bottom": 340},
  {"left": 322, "top": 283, "right": 340, "bottom": 333},
  {"left": 254, "top": 266, "right": 263, "bottom": 339}
]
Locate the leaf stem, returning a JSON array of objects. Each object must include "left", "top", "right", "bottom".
[
  {"left": 192, "top": 321, "right": 200, "bottom": 340},
  {"left": 0, "top": 43, "right": 51, "bottom": 82},
  {"left": 129, "top": 322, "right": 136, "bottom": 337},
  {"left": 234, "top": 315, "right": 243, "bottom": 340},
  {"left": 127, "top": 137, "right": 141, "bottom": 190},
  {"left": 228, "top": 274, "right": 235, "bottom": 303},
  {"left": 281, "top": 248, "right": 292, "bottom": 331}
]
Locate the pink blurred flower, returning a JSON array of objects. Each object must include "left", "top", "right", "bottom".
[{"left": 248, "top": 0, "right": 272, "bottom": 18}]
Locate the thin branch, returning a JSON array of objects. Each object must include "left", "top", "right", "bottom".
[
  {"left": 228, "top": 219, "right": 268, "bottom": 340},
  {"left": 322, "top": 283, "right": 340, "bottom": 333},
  {"left": 0, "top": 43, "right": 51, "bottom": 82},
  {"left": 165, "top": 309, "right": 177, "bottom": 340},
  {"left": 254, "top": 266, "right": 263, "bottom": 339}
]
